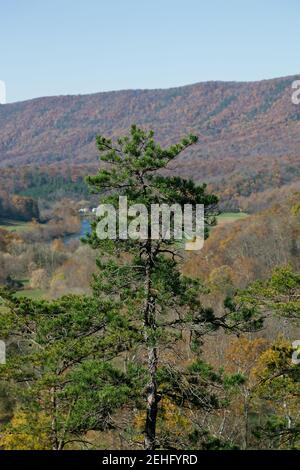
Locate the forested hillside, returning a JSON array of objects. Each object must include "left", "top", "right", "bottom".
[
  {"left": 0, "top": 75, "right": 300, "bottom": 209},
  {"left": 184, "top": 193, "right": 300, "bottom": 309}
]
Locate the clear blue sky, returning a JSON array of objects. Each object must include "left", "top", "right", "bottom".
[{"left": 1, "top": 0, "right": 299, "bottom": 102}]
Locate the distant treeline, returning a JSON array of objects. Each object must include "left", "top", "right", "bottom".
[
  {"left": 18, "top": 173, "right": 89, "bottom": 200},
  {"left": 0, "top": 166, "right": 92, "bottom": 203}
]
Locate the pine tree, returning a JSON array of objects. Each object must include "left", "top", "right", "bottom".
[
  {"left": 86, "top": 125, "right": 261, "bottom": 449},
  {"left": 0, "top": 292, "right": 137, "bottom": 449}
]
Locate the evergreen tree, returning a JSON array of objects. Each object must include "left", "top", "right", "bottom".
[
  {"left": 0, "top": 291, "right": 138, "bottom": 449},
  {"left": 86, "top": 125, "right": 262, "bottom": 449},
  {"left": 236, "top": 266, "right": 300, "bottom": 448}
]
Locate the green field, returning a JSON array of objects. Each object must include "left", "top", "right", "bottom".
[
  {"left": 12, "top": 279, "right": 46, "bottom": 300},
  {"left": 0, "top": 219, "right": 31, "bottom": 233},
  {"left": 14, "top": 288, "right": 46, "bottom": 300}
]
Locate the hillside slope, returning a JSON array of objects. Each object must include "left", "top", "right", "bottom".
[
  {"left": 0, "top": 75, "right": 300, "bottom": 198},
  {"left": 183, "top": 192, "right": 300, "bottom": 311}
]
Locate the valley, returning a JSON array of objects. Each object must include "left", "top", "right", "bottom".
[{"left": 0, "top": 78, "right": 300, "bottom": 451}]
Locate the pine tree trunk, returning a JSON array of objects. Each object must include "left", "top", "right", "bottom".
[
  {"left": 143, "top": 255, "right": 158, "bottom": 450},
  {"left": 144, "top": 343, "right": 158, "bottom": 450},
  {"left": 51, "top": 386, "right": 59, "bottom": 450}
]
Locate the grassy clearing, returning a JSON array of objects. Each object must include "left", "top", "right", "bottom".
[
  {"left": 0, "top": 279, "right": 46, "bottom": 300},
  {"left": 0, "top": 279, "right": 46, "bottom": 302},
  {"left": 14, "top": 288, "right": 46, "bottom": 300},
  {"left": 0, "top": 219, "right": 31, "bottom": 233}
]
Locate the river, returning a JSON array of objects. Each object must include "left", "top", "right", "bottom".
[{"left": 64, "top": 219, "right": 92, "bottom": 243}]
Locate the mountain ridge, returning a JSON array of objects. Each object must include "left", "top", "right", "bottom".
[
  {"left": 4, "top": 73, "right": 299, "bottom": 106},
  {"left": 0, "top": 74, "right": 300, "bottom": 203}
]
